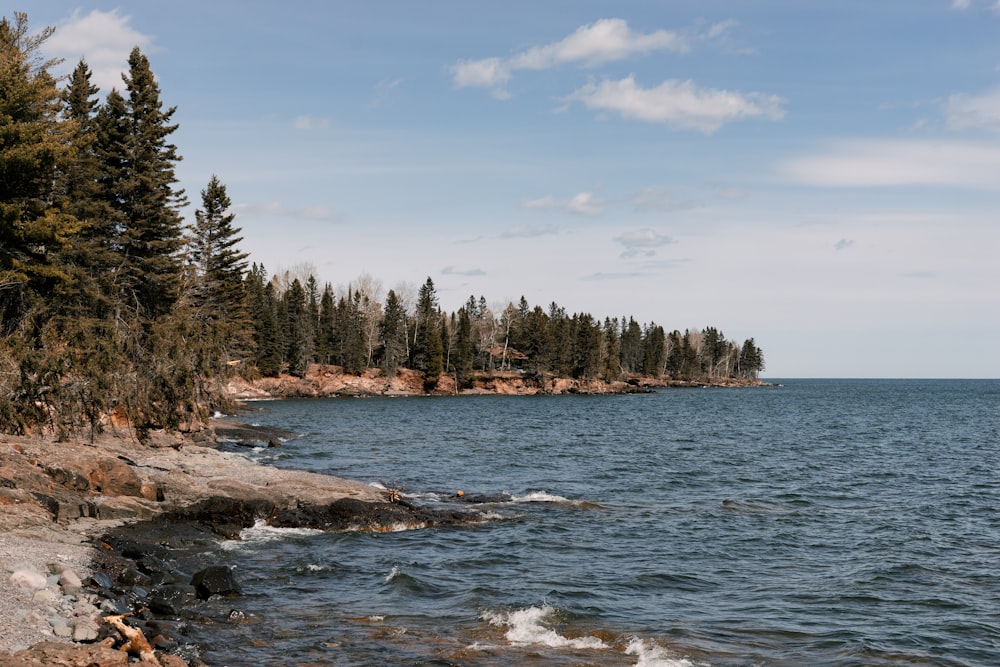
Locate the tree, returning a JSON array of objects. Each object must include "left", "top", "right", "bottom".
[
  {"left": 0, "top": 12, "right": 80, "bottom": 332},
  {"left": 114, "top": 47, "right": 187, "bottom": 319},
  {"left": 186, "top": 175, "right": 251, "bottom": 371},
  {"left": 453, "top": 307, "right": 475, "bottom": 388},
  {"left": 738, "top": 338, "right": 764, "bottom": 380},
  {"left": 283, "top": 279, "right": 314, "bottom": 377},
  {"left": 380, "top": 289, "right": 407, "bottom": 375},
  {"left": 413, "top": 278, "right": 443, "bottom": 389},
  {"left": 245, "top": 265, "right": 282, "bottom": 376}
]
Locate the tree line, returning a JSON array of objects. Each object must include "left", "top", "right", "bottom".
[
  {"left": 245, "top": 270, "right": 764, "bottom": 391},
  {"left": 0, "top": 12, "right": 763, "bottom": 436}
]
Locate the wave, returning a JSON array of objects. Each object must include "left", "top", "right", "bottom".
[
  {"left": 482, "top": 605, "right": 609, "bottom": 650},
  {"left": 220, "top": 518, "right": 324, "bottom": 550},
  {"left": 625, "top": 637, "right": 700, "bottom": 667},
  {"left": 481, "top": 605, "right": 702, "bottom": 666}
]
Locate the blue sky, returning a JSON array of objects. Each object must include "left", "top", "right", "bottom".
[{"left": 19, "top": 1, "right": 1000, "bottom": 377}]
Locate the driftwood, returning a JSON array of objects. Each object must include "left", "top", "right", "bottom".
[{"left": 104, "top": 613, "right": 158, "bottom": 663}]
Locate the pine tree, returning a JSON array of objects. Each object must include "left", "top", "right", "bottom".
[
  {"left": 413, "top": 278, "right": 443, "bottom": 389},
  {"left": 0, "top": 12, "right": 80, "bottom": 332},
  {"left": 115, "top": 47, "right": 187, "bottom": 319},
  {"left": 283, "top": 279, "right": 314, "bottom": 377},
  {"left": 187, "top": 175, "right": 251, "bottom": 372},
  {"left": 454, "top": 307, "right": 474, "bottom": 388},
  {"left": 380, "top": 289, "right": 407, "bottom": 375}
]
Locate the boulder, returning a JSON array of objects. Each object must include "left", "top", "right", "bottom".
[
  {"left": 190, "top": 565, "right": 242, "bottom": 600},
  {"left": 147, "top": 584, "right": 197, "bottom": 616}
]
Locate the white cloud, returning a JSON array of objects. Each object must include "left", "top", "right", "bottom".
[
  {"left": 615, "top": 228, "right": 676, "bottom": 258},
  {"left": 520, "top": 196, "right": 558, "bottom": 210},
  {"left": 568, "top": 191, "right": 605, "bottom": 217},
  {"left": 519, "top": 192, "right": 605, "bottom": 216},
  {"left": 946, "top": 87, "right": 1000, "bottom": 132},
  {"left": 510, "top": 18, "right": 687, "bottom": 70},
  {"left": 451, "top": 18, "right": 687, "bottom": 97},
  {"left": 566, "top": 76, "right": 785, "bottom": 133},
  {"left": 293, "top": 116, "right": 332, "bottom": 130},
  {"left": 951, "top": 0, "right": 972, "bottom": 8},
  {"left": 781, "top": 139, "right": 1000, "bottom": 189},
  {"left": 47, "top": 9, "right": 153, "bottom": 93},
  {"left": 501, "top": 224, "right": 559, "bottom": 238},
  {"left": 450, "top": 57, "right": 511, "bottom": 97}
]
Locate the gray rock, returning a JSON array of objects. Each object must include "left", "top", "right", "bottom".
[{"left": 10, "top": 568, "right": 47, "bottom": 591}]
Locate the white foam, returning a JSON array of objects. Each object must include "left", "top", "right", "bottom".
[
  {"left": 511, "top": 491, "right": 572, "bottom": 504},
  {"left": 625, "top": 637, "right": 699, "bottom": 667},
  {"left": 221, "top": 519, "right": 324, "bottom": 550},
  {"left": 385, "top": 565, "right": 403, "bottom": 582},
  {"left": 483, "top": 605, "right": 608, "bottom": 650}
]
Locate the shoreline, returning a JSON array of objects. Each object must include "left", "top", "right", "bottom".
[
  {"left": 1, "top": 379, "right": 769, "bottom": 664},
  {"left": 0, "top": 423, "right": 483, "bottom": 665}
]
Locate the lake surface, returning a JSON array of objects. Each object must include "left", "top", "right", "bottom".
[{"left": 193, "top": 379, "right": 1000, "bottom": 666}]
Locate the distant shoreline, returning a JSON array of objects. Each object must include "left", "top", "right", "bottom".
[{"left": 226, "top": 365, "right": 771, "bottom": 401}]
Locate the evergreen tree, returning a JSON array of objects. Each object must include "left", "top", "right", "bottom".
[
  {"left": 454, "top": 306, "right": 474, "bottom": 388},
  {"left": 316, "top": 283, "right": 335, "bottom": 364},
  {"left": 0, "top": 12, "right": 80, "bottom": 332},
  {"left": 413, "top": 278, "right": 443, "bottom": 389},
  {"left": 738, "top": 338, "right": 764, "bottom": 380},
  {"left": 283, "top": 278, "right": 314, "bottom": 377},
  {"left": 116, "top": 47, "right": 187, "bottom": 319},
  {"left": 380, "top": 289, "right": 407, "bottom": 375},
  {"left": 642, "top": 324, "right": 666, "bottom": 376},
  {"left": 187, "top": 175, "right": 250, "bottom": 371}
]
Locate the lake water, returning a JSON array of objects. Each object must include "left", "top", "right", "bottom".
[{"left": 193, "top": 379, "right": 1000, "bottom": 666}]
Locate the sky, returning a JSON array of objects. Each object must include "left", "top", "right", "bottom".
[{"left": 16, "top": 1, "right": 1000, "bottom": 378}]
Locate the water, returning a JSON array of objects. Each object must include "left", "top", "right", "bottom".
[{"left": 194, "top": 380, "right": 1000, "bottom": 666}]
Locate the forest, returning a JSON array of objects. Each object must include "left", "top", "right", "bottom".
[{"left": 0, "top": 12, "right": 764, "bottom": 436}]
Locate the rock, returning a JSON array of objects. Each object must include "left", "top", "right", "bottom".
[
  {"left": 87, "top": 457, "right": 144, "bottom": 496},
  {"left": 49, "top": 616, "right": 72, "bottom": 637},
  {"left": 159, "top": 654, "right": 192, "bottom": 667},
  {"left": 190, "top": 565, "right": 242, "bottom": 600},
  {"left": 31, "top": 587, "right": 58, "bottom": 604},
  {"left": 8, "top": 641, "right": 129, "bottom": 667},
  {"left": 147, "top": 584, "right": 197, "bottom": 615},
  {"left": 87, "top": 570, "right": 115, "bottom": 590},
  {"left": 58, "top": 567, "right": 83, "bottom": 589},
  {"left": 10, "top": 568, "right": 47, "bottom": 591},
  {"left": 72, "top": 616, "right": 100, "bottom": 642}
]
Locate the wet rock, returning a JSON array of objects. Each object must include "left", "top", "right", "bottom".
[
  {"left": 147, "top": 584, "right": 198, "bottom": 616},
  {"left": 87, "top": 570, "right": 115, "bottom": 590},
  {"left": 191, "top": 565, "right": 242, "bottom": 600},
  {"left": 270, "top": 496, "right": 477, "bottom": 531}
]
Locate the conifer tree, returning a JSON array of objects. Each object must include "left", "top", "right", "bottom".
[
  {"left": 380, "top": 289, "right": 407, "bottom": 375},
  {"left": 116, "top": 47, "right": 187, "bottom": 319},
  {"left": 187, "top": 175, "right": 251, "bottom": 372},
  {"left": 413, "top": 278, "right": 443, "bottom": 389},
  {"left": 0, "top": 13, "right": 80, "bottom": 331}
]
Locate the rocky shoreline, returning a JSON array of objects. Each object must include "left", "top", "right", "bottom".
[{"left": 0, "top": 423, "right": 486, "bottom": 666}]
